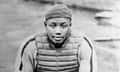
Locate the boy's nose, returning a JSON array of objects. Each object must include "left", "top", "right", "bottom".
[{"left": 55, "top": 27, "right": 62, "bottom": 35}]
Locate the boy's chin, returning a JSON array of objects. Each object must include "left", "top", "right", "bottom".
[{"left": 53, "top": 40, "right": 63, "bottom": 44}]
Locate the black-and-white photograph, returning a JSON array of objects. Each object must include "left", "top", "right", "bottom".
[{"left": 0, "top": 0, "right": 120, "bottom": 72}]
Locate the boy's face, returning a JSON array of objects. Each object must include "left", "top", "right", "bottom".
[{"left": 45, "top": 17, "right": 71, "bottom": 44}]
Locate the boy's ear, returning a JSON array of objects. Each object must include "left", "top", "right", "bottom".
[
  {"left": 44, "top": 21, "right": 47, "bottom": 26},
  {"left": 70, "top": 23, "right": 72, "bottom": 26}
]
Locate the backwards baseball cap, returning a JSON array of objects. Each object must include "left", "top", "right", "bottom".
[{"left": 45, "top": 4, "right": 72, "bottom": 20}]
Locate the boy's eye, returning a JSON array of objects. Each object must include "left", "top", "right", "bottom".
[
  {"left": 49, "top": 24, "right": 55, "bottom": 27},
  {"left": 49, "top": 23, "right": 56, "bottom": 27},
  {"left": 61, "top": 24, "right": 68, "bottom": 27},
  {"left": 61, "top": 23, "right": 69, "bottom": 28}
]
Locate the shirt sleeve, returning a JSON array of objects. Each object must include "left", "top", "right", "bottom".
[
  {"left": 14, "top": 39, "right": 36, "bottom": 72},
  {"left": 78, "top": 36, "right": 97, "bottom": 72},
  {"left": 22, "top": 41, "right": 36, "bottom": 72}
]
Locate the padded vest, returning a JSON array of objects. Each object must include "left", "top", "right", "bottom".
[{"left": 34, "top": 33, "right": 83, "bottom": 72}]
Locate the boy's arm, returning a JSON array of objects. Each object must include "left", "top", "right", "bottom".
[
  {"left": 14, "top": 38, "right": 36, "bottom": 72},
  {"left": 78, "top": 37, "right": 97, "bottom": 72},
  {"left": 23, "top": 41, "right": 35, "bottom": 72}
]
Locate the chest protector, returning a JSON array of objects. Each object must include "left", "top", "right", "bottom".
[{"left": 35, "top": 33, "right": 83, "bottom": 72}]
